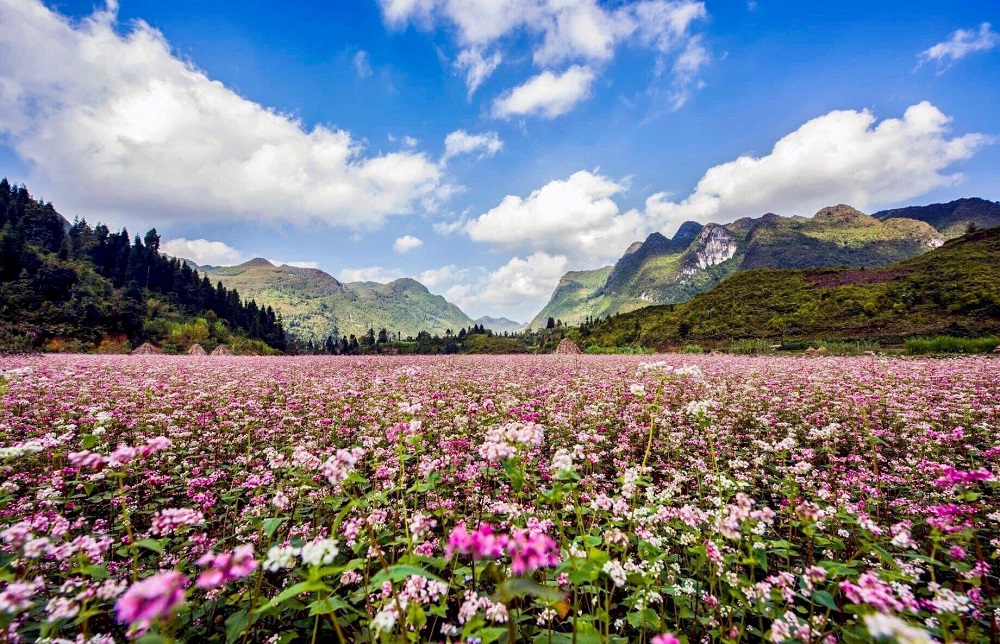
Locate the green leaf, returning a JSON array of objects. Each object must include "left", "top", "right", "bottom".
[
  {"left": 257, "top": 580, "right": 329, "bottom": 613},
  {"left": 133, "top": 539, "right": 163, "bottom": 554},
  {"left": 225, "top": 609, "right": 249, "bottom": 644},
  {"left": 84, "top": 564, "right": 109, "bottom": 580},
  {"left": 497, "top": 578, "right": 565, "bottom": 603},
  {"left": 370, "top": 564, "right": 444, "bottom": 585},
  {"left": 262, "top": 517, "right": 286, "bottom": 538},
  {"left": 812, "top": 590, "right": 838, "bottom": 612},
  {"left": 308, "top": 596, "right": 349, "bottom": 615}
]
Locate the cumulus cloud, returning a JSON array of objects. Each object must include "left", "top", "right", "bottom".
[
  {"left": 918, "top": 23, "right": 998, "bottom": 73},
  {"left": 441, "top": 253, "right": 569, "bottom": 320},
  {"left": 442, "top": 130, "right": 503, "bottom": 162},
  {"left": 378, "top": 0, "right": 709, "bottom": 111},
  {"left": 464, "top": 170, "right": 647, "bottom": 264},
  {"left": 353, "top": 50, "right": 373, "bottom": 78},
  {"left": 644, "top": 102, "right": 991, "bottom": 234},
  {"left": 492, "top": 66, "right": 596, "bottom": 119},
  {"left": 162, "top": 238, "right": 246, "bottom": 266},
  {"left": 0, "top": 1, "right": 447, "bottom": 229},
  {"left": 393, "top": 235, "right": 424, "bottom": 253},
  {"left": 339, "top": 266, "right": 405, "bottom": 283},
  {"left": 417, "top": 264, "right": 470, "bottom": 289}
]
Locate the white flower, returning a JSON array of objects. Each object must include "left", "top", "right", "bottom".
[
  {"left": 551, "top": 449, "right": 574, "bottom": 473},
  {"left": 300, "top": 539, "right": 339, "bottom": 567},
  {"left": 263, "top": 545, "right": 300, "bottom": 571},
  {"left": 602, "top": 560, "right": 627, "bottom": 587},
  {"left": 629, "top": 384, "right": 646, "bottom": 396},
  {"left": 371, "top": 607, "right": 397, "bottom": 634},
  {"left": 864, "top": 614, "right": 932, "bottom": 643},
  {"left": 685, "top": 399, "right": 715, "bottom": 416}
]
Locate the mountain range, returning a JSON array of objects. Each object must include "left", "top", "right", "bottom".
[
  {"left": 575, "top": 224, "right": 1000, "bottom": 348},
  {"left": 530, "top": 198, "right": 1000, "bottom": 328},
  {"left": 193, "top": 259, "right": 476, "bottom": 340}
]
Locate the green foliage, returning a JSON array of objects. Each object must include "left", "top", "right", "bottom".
[
  {"left": 678, "top": 343, "right": 705, "bottom": 354},
  {"left": 904, "top": 335, "right": 1000, "bottom": 355}
]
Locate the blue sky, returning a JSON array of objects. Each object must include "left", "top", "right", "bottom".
[{"left": 0, "top": 0, "right": 997, "bottom": 320}]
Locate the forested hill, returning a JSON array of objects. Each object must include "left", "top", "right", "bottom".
[{"left": 0, "top": 179, "right": 286, "bottom": 353}]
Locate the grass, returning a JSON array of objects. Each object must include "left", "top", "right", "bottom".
[
  {"left": 812, "top": 339, "right": 882, "bottom": 355},
  {"left": 728, "top": 338, "right": 776, "bottom": 354},
  {"left": 904, "top": 335, "right": 1000, "bottom": 355}
]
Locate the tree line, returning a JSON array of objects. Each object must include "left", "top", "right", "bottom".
[{"left": 0, "top": 179, "right": 286, "bottom": 351}]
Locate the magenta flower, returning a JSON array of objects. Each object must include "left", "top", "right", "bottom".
[
  {"left": 196, "top": 544, "right": 258, "bottom": 589},
  {"left": 446, "top": 523, "right": 508, "bottom": 560},
  {"left": 506, "top": 529, "right": 560, "bottom": 576},
  {"left": 651, "top": 633, "right": 680, "bottom": 644},
  {"left": 114, "top": 571, "right": 187, "bottom": 632},
  {"left": 933, "top": 466, "right": 992, "bottom": 489}
]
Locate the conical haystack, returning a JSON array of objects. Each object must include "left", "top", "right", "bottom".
[
  {"left": 554, "top": 338, "right": 582, "bottom": 354},
  {"left": 187, "top": 344, "right": 207, "bottom": 355},
  {"left": 211, "top": 345, "right": 233, "bottom": 356},
  {"left": 131, "top": 342, "right": 157, "bottom": 355}
]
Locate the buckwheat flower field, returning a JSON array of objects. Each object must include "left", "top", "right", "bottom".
[{"left": 1, "top": 355, "right": 998, "bottom": 644}]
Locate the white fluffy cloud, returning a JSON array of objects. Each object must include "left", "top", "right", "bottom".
[
  {"left": 464, "top": 170, "right": 647, "bottom": 263},
  {"left": 645, "top": 102, "right": 991, "bottom": 234},
  {"left": 492, "top": 66, "right": 596, "bottom": 119},
  {"left": 918, "top": 23, "right": 998, "bottom": 72},
  {"left": 393, "top": 235, "right": 424, "bottom": 253},
  {"left": 417, "top": 264, "right": 470, "bottom": 289},
  {"left": 162, "top": 238, "right": 246, "bottom": 266},
  {"left": 442, "top": 130, "right": 503, "bottom": 161},
  {"left": 353, "top": 50, "right": 373, "bottom": 78},
  {"left": 378, "top": 0, "right": 709, "bottom": 113},
  {"left": 441, "top": 253, "right": 569, "bottom": 320},
  {"left": 0, "top": 1, "right": 446, "bottom": 228},
  {"left": 339, "top": 266, "right": 405, "bottom": 283}
]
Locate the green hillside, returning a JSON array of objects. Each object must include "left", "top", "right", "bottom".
[
  {"left": 573, "top": 226, "right": 1000, "bottom": 350},
  {"left": 529, "top": 265, "right": 613, "bottom": 328},
  {"left": 200, "top": 261, "right": 473, "bottom": 340},
  {"left": 532, "top": 204, "right": 943, "bottom": 327}
]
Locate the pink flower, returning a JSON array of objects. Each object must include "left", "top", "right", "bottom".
[
  {"left": 446, "top": 523, "right": 508, "bottom": 560},
  {"left": 506, "top": 529, "right": 560, "bottom": 576},
  {"left": 652, "top": 634, "right": 680, "bottom": 644},
  {"left": 933, "top": 466, "right": 992, "bottom": 489},
  {"left": 196, "top": 544, "right": 257, "bottom": 589},
  {"left": 114, "top": 571, "right": 187, "bottom": 632}
]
